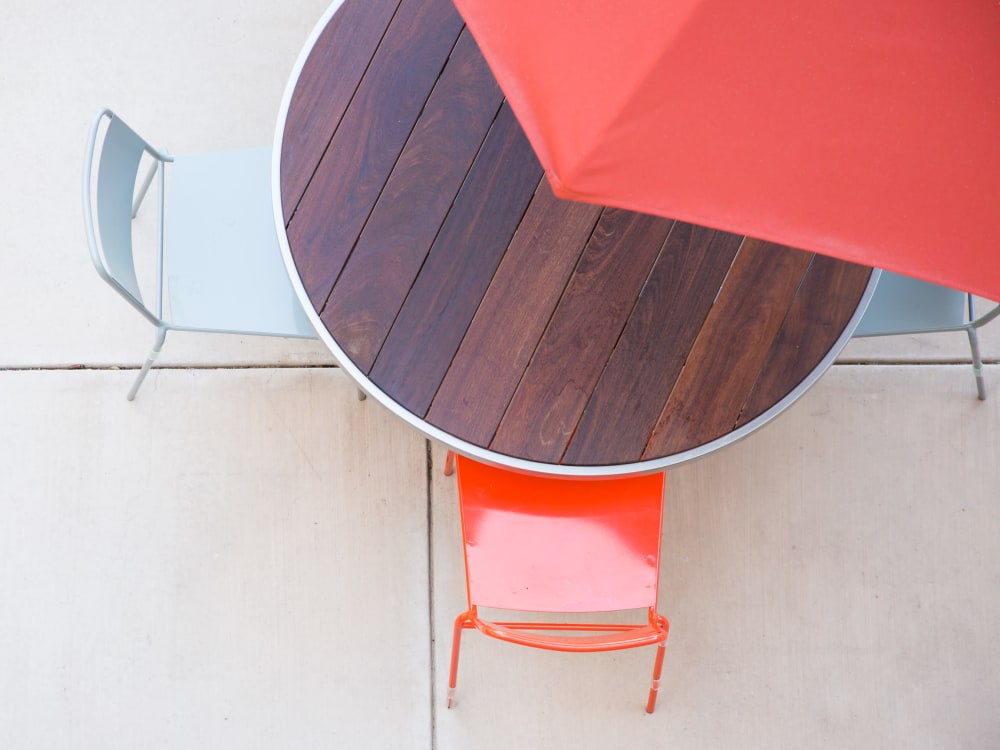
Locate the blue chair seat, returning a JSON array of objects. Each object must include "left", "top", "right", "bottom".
[{"left": 166, "top": 148, "right": 314, "bottom": 337}]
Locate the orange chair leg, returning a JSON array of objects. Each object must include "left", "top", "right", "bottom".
[
  {"left": 447, "top": 613, "right": 469, "bottom": 708},
  {"left": 444, "top": 450, "right": 455, "bottom": 477},
  {"left": 646, "top": 640, "right": 667, "bottom": 713}
]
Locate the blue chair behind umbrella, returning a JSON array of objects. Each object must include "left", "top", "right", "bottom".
[
  {"left": 853, "top": 271, "right": 1000, "bottom": 400},
  {"left": 83, "top": 109, "right": 316, "bottom": 400}
]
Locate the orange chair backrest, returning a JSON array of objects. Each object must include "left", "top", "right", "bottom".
[{"left": 454, "top": 456, "right": 665, "bottom": 613}]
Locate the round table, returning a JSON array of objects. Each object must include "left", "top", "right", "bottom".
[{"left": 272, "top": 0, "right": 877, "bottom": 476}]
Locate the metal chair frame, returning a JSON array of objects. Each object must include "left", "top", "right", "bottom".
[{"left": 446, "top": 454, "right": 670, "bottom": 713}]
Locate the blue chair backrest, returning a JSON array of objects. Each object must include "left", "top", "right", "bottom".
[{"left": 84, "top": 111, "right": 158, "bottom": 321}]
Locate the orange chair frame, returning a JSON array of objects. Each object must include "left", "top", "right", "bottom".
[{"left": 445, "top": 452, "right": 670, "bottom": 713}]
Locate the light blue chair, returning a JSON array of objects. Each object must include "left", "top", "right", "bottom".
[
  {"left": 83, "top": 109, "right": 316, "bottom": 400},
  {"left": 853, "top": 271, "right": 1000, "bottom": 400}
]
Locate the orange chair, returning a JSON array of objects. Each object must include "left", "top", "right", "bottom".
[{"left": 447, "top": 454, "right": 670, "bottom": 713}]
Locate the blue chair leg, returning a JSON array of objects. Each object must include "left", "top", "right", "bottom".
[
  {"left": 131, "top": 159, "right": 159, "bottom": 218},
  {"left": 128, "top": 326, "right": 167, "bottom": 401},
  {"left": 967, "top": 326, "right": 986, "bottom": 401}
]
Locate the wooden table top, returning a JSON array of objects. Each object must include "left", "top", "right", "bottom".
[{"left": 275, "top": 0, "right": 875, "bottom": 475}]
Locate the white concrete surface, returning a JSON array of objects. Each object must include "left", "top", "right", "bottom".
[
  {"left": 1, "top": 0, "right": 998, "bottom": 748},
  {"left": 0, "top": 369, "right": 429, "bottom": 749}
]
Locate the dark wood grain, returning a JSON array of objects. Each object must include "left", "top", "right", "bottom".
[
  {"left": 736, "top": 256, "right": 872, "bottom": 426},
  {"left": 490, "top": 209, "right": 675, "bottom": 463},
  {"left": 426, "top": 182, "right": 602, "bottom": 447},
  {"left": 285, "top": 0, "right": 464, "bottom": 308},
  {"left": 370, "top": 103, "right": 543, "bottom": 416},
  {"left": 319, "top": 29, "right": 505, "bottom": 372},
  {"left": 281, "top": 0, "right": 875, "bottom": 469},
  {"left": 279, "top": 0, "right": 401, "bottom": 226},
  {"left": 642, "top": 240, "right": 814, "bottom": 458},
  {"left": 562, "top": 225, "right": 744, "bottom": 465}
]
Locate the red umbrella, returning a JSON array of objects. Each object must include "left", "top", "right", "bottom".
[{"left": 451, "top": 0, "right": 1000, "bottom": 300}]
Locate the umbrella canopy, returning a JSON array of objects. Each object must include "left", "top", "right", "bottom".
[{"left": 451, "top": 0, "right": 1000, "bottom": 300}]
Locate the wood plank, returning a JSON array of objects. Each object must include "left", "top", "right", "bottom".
[
  {"left": 285, "top": 0, "right": 464, "bottom": 309},
  {"left": 279, "top": 0, "right": 401, "bottom": 226},
  {"left": 320, "top": 29, "right": 505, "bottom": 372},
  {"left": 642, "top": 240, "right": 814, "bottom": 458},
  {"left": 369, "top": 103, "right": 543, "bottom": 416},
  {"left": 490, "top": 209, "right": 675, "bottom": 463},
  {"left": 426, "top": 183, "right": 602, "bottom": 447},
  {"left": 562, "top": 225, "right": 743, "bottom": 466},
  {"left": 736, "top": 257, "right": 872, "bottom": 426}
]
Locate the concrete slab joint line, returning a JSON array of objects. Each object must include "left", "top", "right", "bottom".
[
  {"left": 0, "top": 364, "right": 343, "bottom": 372},
  {"left": 426, "top": 439, "right": 439, "bottom": 745}
]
